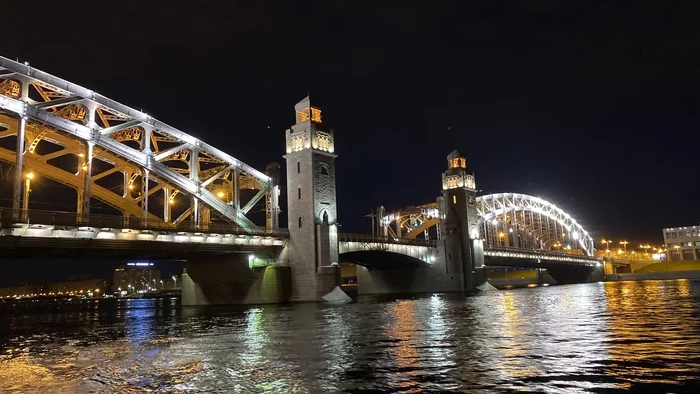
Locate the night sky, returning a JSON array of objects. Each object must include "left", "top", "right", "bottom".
[{"left": 2, "top": 1, "right": 699, "bottom": 285}]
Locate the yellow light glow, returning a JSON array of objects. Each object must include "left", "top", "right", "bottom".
[
  {"left": 217, "top": 191, "right": 225, "bottom": 198},
  {"left": 26, "top": 172, "right": 34, "bottom": 180}
]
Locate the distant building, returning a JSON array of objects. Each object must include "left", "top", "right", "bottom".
[
  {"left": 46, "top": 279, "right": 108, "bottom": 295},
  {"left": 114, "top": 262, "right": 162, "bottom": 293},
  {"left": 663, "top": 225, "right": 700, "bottom": 261},
  {"left": 0, "top": 285, "right": 43, "bottom": 298}
]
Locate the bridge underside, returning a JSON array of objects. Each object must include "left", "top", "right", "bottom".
[
  {"left": 339, "top": 250, "right": 429, "bottom": 270},
  {"left": 485, "top": 256, "right": 601, "bottom": 284},
  {"left": 0, "top": 235, "right": 283, "bottom": 260}
]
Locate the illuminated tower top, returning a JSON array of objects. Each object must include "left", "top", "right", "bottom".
[
  {"left": 442, "top": 150, "right": 476, "bottom": 190},
  {"left": 286, "top": 96, "right": 335, "bottom": 154},
  {"left": 295, "top": 96, "right": 323, "bottom": 124}
]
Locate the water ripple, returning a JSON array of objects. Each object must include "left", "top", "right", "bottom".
[{"left": 1, "top": 281, "right": 700, "bottom": 392}]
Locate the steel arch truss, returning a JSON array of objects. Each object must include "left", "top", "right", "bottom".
[
  {"left": 377, "top": 193, "right": 595, "bottom": 256},
  {"left": 0, "top": 56, "right": 271, "bottom": 232},
  {"left": 476, "top": 193, "right": 594, "bottom": 256},
  {"left": 377, "top": 204, "right": 441, "bottom": 240}
]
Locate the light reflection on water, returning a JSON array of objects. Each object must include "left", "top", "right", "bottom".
[{"left": 1, "top": 280, "right": 700, "bottom": 393}]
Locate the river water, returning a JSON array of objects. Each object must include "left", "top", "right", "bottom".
[{"left": 1, "top": 280, "right": 700, "bottom": 393}]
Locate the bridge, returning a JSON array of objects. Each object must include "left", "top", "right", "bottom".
[{"left": 0, "top": 55, "right": 603, "bottom": 305}]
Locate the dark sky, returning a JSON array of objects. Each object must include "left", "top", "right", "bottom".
[{"left": 2, "top": 0, "right": 699, "bottom": 280}]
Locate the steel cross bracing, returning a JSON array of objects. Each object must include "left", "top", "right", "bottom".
[
  {"left": 0, "top": 56, "right": 272, "bottom": 232},
  {"left": 376, "top": 193, "right": 595, "bottom": 257}
]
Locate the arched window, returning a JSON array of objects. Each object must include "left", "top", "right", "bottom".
[
  {"left": 298, "top": 216, "right": 303, "bottom": 228},
  {"left": 320, "top": 165, "right": 329, "bottom": 176}
]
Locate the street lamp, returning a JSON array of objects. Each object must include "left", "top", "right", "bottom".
[
  {"left": 172, "top": 275, "right": 177, "bottom": 288},
  {"left": 620, "top": 240, "right": 629, "bottom": 253},
  {"left": 23, "top": 172, "right": 34, "bottom": 212},
  {"left": 602, "top": 239, "right": 612, "bottom": 255}
]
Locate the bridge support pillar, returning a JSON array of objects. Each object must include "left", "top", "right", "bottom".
[
  {"left": 181, "top": 254, "right": 291, "bottom": 306},
  {"left": 283, "top": 97, "right": 342, "bottom": 302},
  {"left": 354, "top": 243, "right": 466, "bottom": 295},
  {"left": 12, "top": 116, "right": 26, "bottom": 220}
]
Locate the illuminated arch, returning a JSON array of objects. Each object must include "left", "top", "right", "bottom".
[
  {"left": 476, "top": 193, "right": 594, "bottom": 256},
  {"left": 379, "top": 193, "right": 595, "bottom": 256}
]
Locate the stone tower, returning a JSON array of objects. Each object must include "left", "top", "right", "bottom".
[
  {"left": 283, "top": 96, "right": 340, "bottom": 301},
  {"left": 440, "top": 150, "right": 486, "bottom": 291}
]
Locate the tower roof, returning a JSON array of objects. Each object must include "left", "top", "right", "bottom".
[
  {"left": 446, "top": 149, "right": 463, "bottom": 160},
  {"left": 295, "top": 95, "right": 311, "bottom": 111}
]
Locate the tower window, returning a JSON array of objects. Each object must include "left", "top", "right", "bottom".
[
  {"left": 297, "top": 161, "right": 300, "bottom": 173},
  {"left": 320, "top": 165, "right": 329, "bottom": 176},
  {"left": 298, "top": 216, "right": 303, "bottom": 228},
  {"left": 298, "top": 187, "right": 301, "bottom": 200},
  {"left": 453, "top": 195, "right": 457, "bottom": 204}
]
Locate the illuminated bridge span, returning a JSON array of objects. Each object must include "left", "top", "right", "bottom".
[
  {"left": 0, "top": 55, "right": 604, "bottom": 303},
  {"left": 0, "top": 55, "right": 279, "bottom": 234},
  {"left": 375, "top": 192, "right": 596, "bottom": 257}
]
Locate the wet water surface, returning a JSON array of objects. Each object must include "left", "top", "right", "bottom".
[{"left": 2, "top": 280, "right": 700, "bottom": 393}]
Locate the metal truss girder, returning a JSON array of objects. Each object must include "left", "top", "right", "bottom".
[
  {"left": 154, "top": 144, "right": 190, "bottom": 161},
  {"left": 200, "top": 164, "right": 234, "bottom": 188},
  {"left": 241, "top": 188, "right": 267, "bottom": 215},
  {"left": 0, "top": 56, "right": 269, "bottom": 184},
  {"left": 0, "top": 95, "right": 258, "bottom": 232},
  {"left": 35, "top": 96, "right": 83, "bottom": 109},
  {"left": 476, "top": 193, "right": 593, "bottom": 256},
  {"left": 405, "top": 217, "right": 439, "bottom": 239},
  {"left": 0, "top": 146, "right": 162, "bottom": 223},
  {"left": 100, "top": 119, "right": 142, "bottom": 136},
  {"left": 378, "top": 193, "right": 594, "bottom": 256},
  {"left": 0, "top": 56, "right": 269, "bottom": 232}
]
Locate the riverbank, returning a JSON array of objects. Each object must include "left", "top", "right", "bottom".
[{"left": 607, "top": 270, "right": 700, "bottom": 282}]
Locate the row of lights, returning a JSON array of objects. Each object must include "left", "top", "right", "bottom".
[{"left": 2, "top": 289, "right": 100, "bottom": 299}]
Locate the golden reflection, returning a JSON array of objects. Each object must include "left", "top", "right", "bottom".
[
  {"left": 603, "top": 280, "right": 700, "bottom": 382},
  {"left": 495, "top": 291, "right": 540, "bottom": 378},
  {"left": 0, "top": 356, "right": 78, "bottom": 393},
  {"left": 384, "top": 299, "right": 421, "bottom": 390}
]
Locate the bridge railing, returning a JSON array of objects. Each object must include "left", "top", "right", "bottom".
[
  {"left": 485, "top": 246, "right": 599, "bottom": 260},
  {"left": 338, "top": 233, "right": 438, "bottom": 247},
  {"left": 0, "top": 208, "right": 288, "bottom": 237}
]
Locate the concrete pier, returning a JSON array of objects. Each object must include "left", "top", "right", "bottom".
[{"left": 181, "top": 256, "right": 291, "bottom": 306}]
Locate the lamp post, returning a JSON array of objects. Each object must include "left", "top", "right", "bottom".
[
  {"left": 172, "top": 275, "right": 177, "bottom": 288},
  {"left": 22, "top": 172, "right": 34, "bottom": 215},
  {"left": 620, "top": 240, "right": 629, "bottom": 254},
  {"left": 602, "top": 239, "right": 612, "bottom": 255}
]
